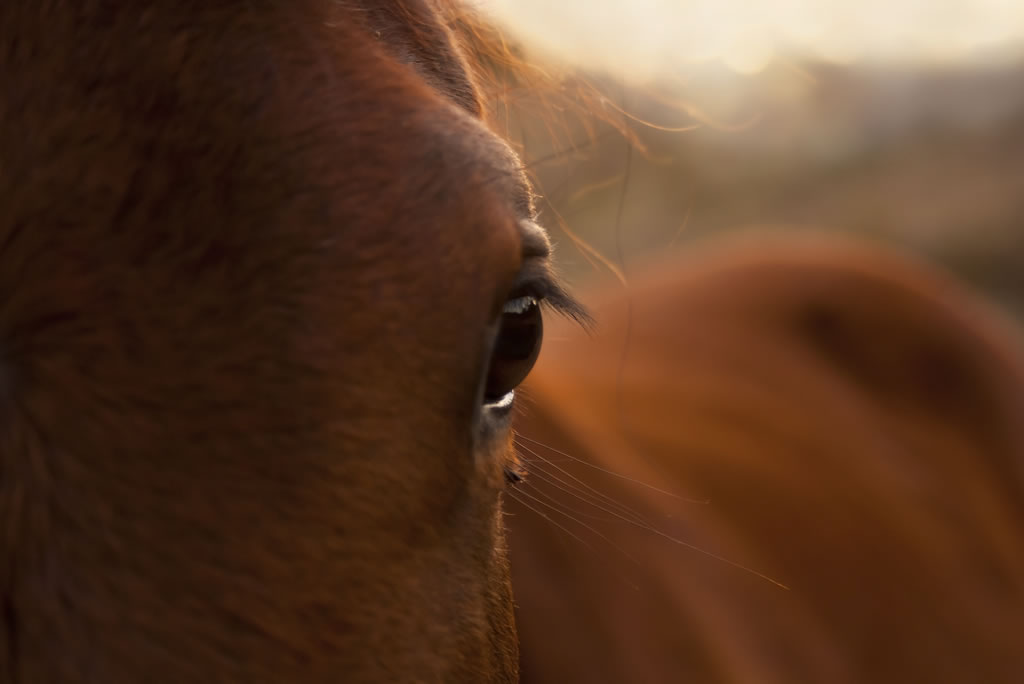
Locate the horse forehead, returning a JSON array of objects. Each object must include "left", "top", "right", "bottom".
[
  {"left": 346, "top": 0, "right": 482, "bottom": 116},
  {"left": 77, "top": 1, "right": 518, "bottom": 264},
  {"left": 3, "top": 2, "right": 526, "bottom": 361},
  {"left": 269, "top": 6, "right": 525, "bottom": 276},
  {"left": 310, "top": 27, "right": 523, "bottom": 279}
]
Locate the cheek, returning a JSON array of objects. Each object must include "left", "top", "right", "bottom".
[
  {"left": 484, "top": 502, "right": 520, "bottom": 678},
  {"left": 475, "top": 413, "right": 519, "bottom": 489}
]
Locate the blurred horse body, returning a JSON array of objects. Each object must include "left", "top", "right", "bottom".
[{"left": 510, "top": 234, "right": 1024, "bottom": 682}]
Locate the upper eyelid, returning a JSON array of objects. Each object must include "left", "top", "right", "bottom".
[
  {"left": 512, "top": 217, "right": 591, "bottom": 327},
  {"left": 513, "top": 258, "right": 592, "bottom": 329},
  {"left": 518, "top": 219, "right": 552, "bottom": 259}
]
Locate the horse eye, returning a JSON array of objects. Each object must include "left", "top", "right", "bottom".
[{"left": 484, "top": 294, "right": 544, "bottom": 403}]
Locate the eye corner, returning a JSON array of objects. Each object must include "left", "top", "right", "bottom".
[{"left": 503, "top": 461, "right": 527, "bottom": 486}]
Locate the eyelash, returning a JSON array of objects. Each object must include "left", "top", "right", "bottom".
[{"left": 514, "top": 275, "right": 591, "bottom": 329}]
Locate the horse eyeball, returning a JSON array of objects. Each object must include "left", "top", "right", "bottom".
[{"left": 484, "top": 296, "right": 542, "bottom": 402}]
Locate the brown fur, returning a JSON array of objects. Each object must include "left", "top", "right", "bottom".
[
  {"left": 510, "top": 234, "right": 1024, "bottom": 683},
  {"left": 1, "top": 1, "right": 529, "bottom": 681}
]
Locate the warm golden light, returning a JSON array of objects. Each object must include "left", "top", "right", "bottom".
[{"left": 478, "top": 0, "right": 1024, "bottom": 79}]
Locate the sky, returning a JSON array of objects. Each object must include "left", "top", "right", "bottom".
[{"left": 477, "top": 0, "right": 1024, "bottom": 80}]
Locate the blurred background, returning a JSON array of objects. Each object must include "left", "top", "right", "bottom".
[
  {"left": 474, "top": 0, "right": 1024, "bottom": 317},
  {"left": 482, "top": 7, "right": 1024, "bottom": 680}
]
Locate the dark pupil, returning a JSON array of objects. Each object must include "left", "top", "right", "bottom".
[
  {"left": 495, "top": 311, "right": 540, "bottom": 361},
  {"left": 485, "top": 302, "right": 543, "bottom": 401}
]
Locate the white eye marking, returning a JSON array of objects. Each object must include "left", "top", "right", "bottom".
[
  {"left": 503, "top": 296, "right": 538, "bottom": 315},
  {"left": 484, "top": 390, "right": 515, "bottom": 409}
]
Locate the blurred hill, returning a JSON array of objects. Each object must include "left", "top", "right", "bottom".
[{"left": 499, "top": 59, "right": 1024, "bottom": 316}]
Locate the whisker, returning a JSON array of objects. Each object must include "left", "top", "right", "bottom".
[
  {"left": 519, "top": 457, "right": 651, "bottom": 527},
  {"left": 519, "top": 446, "right": 730, "bottom": 569},
  {"left": 516, "top": 433, "right": 710, "bottom": 505},
  {"left": 515, "top": 439, "right": 653, "bottom": 526},
  {"left": 506, "top": 490, "right": 596, "bottom": 553},
  {"left": 514, "top": 438, "right": 788, "bottom": 589},
  {"left": 509, "top": 491, "right": 641, "bottom": 593},
  {"left": 517, "top": 455, "right": 573, "bottom": 463},
  {"left": 638, "top": 520, "right": 790, "bottom": 590},
  {"left": 511, "top": 484, "right": 643, "bottom": 570}
]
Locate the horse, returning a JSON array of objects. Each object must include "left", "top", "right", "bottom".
[
  {"left": 0, "top": 0, "right": 554, "bottom": 680},
  {"left": 7, "top": 1, "right": 1024, "bottom": 681},
  {"left": 509, "top": 234, "right": 1024, "bottom": 682}
]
